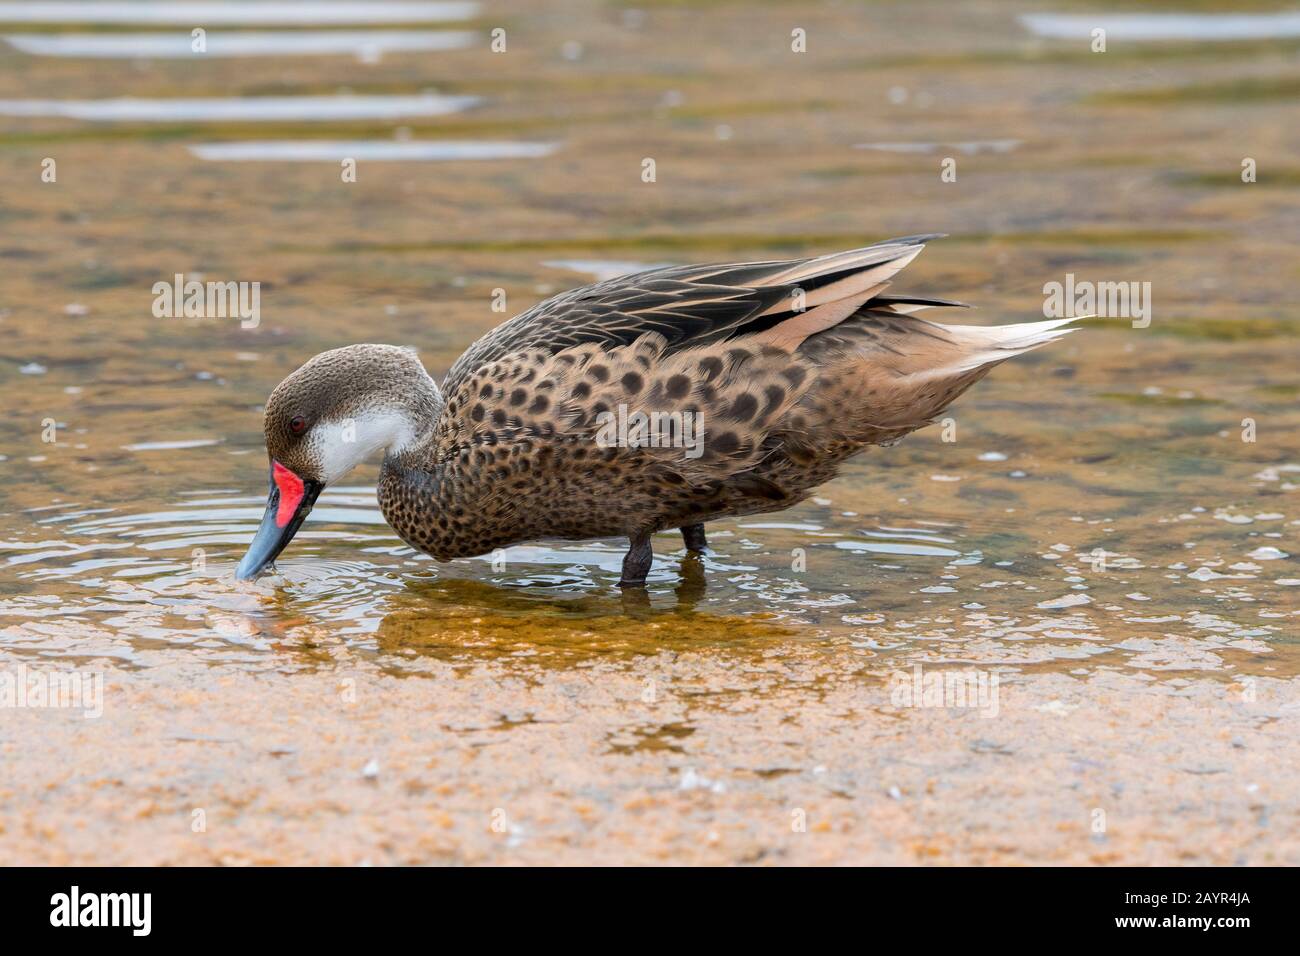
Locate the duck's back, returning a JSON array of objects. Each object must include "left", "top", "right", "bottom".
[{"left": 390, "top": 237, "right": 1073, "bottom": 557}]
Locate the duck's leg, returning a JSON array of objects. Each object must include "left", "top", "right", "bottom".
[
  {"left": 618, "top": 532, "right": 653, "bottom": 588},
  {"left": 681, "top": 523, "right": 708, "bottom": 553}
]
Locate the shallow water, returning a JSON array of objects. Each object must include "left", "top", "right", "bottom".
[
  {"left": 1, "top": 0, "right": 1296, "bottom": 674},
  {"left": 0, "top": 0, "right": 1297, "bottom": 863},
  {"left": 5, "top": 0, "right": 1294, "bottom": 681},
  {"left": 6, "top": 337, "right": 1296, "bottom": 677}
]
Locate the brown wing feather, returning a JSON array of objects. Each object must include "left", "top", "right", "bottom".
[
  {"left": 440, "top": 235, "right": 944, "bottom": 396},
  {"left": 427, "top": 238, "right": 1078, "bottom": 531}
]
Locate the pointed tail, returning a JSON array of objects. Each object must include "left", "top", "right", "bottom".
[{"left": 922, "top": 315, "right": 1080, "bottom": 375}]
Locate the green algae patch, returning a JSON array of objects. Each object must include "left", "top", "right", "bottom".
[
  {"left": 1092, "top": 75, "right": 1300, "bottom": 106},
  {"left": 1173, "top": 168, "right": 1300, "bottom": 188},
  {"left": 1097, "top": 391, "right": 1220, "bottom": 407},
  {"left": 1153, "top": 315, "right": 1299, "bottom": 341}
]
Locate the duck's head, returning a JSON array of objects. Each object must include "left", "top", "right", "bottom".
[{"left": 235, "top": 343, "right": 440, "bottom": 581}]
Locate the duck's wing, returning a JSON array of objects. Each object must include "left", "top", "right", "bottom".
[{"left": 441, "top": 234, "right": 945, "bottom": 395}]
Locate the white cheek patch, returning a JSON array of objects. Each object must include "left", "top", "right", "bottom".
[{"left": 308, "top": 408, "right": 416, "bottom": 485}]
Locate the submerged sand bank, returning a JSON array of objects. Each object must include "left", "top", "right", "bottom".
[{"left": 2, "top": 646, "right": 1293, "bottom": 866}]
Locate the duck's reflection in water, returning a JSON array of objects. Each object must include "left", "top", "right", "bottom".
[{"left": 366, "top": 561, "right": 795, "bottom": 667}]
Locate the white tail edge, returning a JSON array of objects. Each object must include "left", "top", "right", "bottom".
[{"left": 926, "top": 315, "right": 1086, "bottom": 376}]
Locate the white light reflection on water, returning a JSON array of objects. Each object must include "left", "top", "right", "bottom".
[
  {"left": 0, "top": 93, "right": 479, "bottom": 122},
  {"left": 5, "top": 30, "right": 477, "bottom": 59},
  {"left": 189, "top": 140, "right": 558, "bottom": 162},
  {"left": 0, "top": 2, "right": 479, "bottom": 25},
  {"left": 1020, "top": 12, "right": 1300, "bottom": 41}
]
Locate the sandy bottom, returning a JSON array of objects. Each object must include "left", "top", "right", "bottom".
[{"left": 3, "top": 647, "right": 1294, "bottom": 866}]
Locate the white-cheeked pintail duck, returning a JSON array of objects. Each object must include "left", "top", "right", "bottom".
[{"left": 236, "top": 235, "right": 1075, "bottom": 587}]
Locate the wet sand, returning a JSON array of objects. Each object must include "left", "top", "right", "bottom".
[{"left": 3, "top": 654, "right": 1296, "bottom": 865}]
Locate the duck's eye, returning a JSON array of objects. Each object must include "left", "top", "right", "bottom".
[{"left": 289, "top": 416, "right": 308, "bottom": 436}]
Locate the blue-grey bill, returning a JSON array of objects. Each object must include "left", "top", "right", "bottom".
[{"left": 235, "top": 473, "right": 322, "bottom": 581}]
